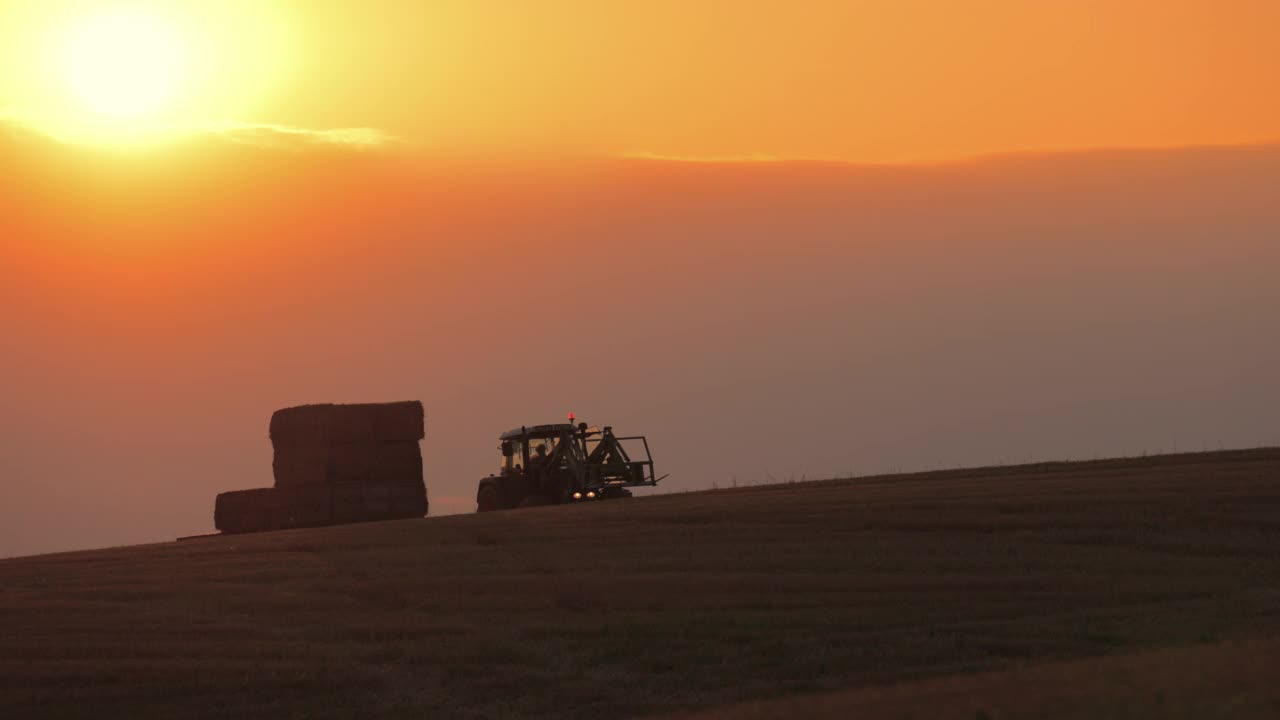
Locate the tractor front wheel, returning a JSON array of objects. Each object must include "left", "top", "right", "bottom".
[{"left": 477, "top": 484, "right": 502, "bottom": 512}]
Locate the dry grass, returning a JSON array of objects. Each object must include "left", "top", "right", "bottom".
[
  {"left": 2, "top": 449, "right": 1279, "bottom": 719},
  {"left": 658, "top": 637, "right": 1280, "bottom": 719}
]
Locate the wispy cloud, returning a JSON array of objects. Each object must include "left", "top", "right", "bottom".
[
  {"left": 618, "top": 150, "right": 818, "bottom": 164},
  {"left": 0, "top": 110, "right": 395, "bottom": 151},
  {"left": 200, "top": 122, "right": 396, "bottom": 150},
  {"left": 616, "top": 149, "right": 979, "bottom": 168}
]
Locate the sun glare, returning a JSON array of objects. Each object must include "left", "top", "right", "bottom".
[
  {"left": 58, "top": 10, "right": 187, "bottom": 121},
  {"left": 0, "top": 2, "right": 292, "bottom": 144}
]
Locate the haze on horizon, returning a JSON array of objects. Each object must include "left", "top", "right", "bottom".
[{"left": 2, "top": 1, "right": 1279, "bottom": 557}]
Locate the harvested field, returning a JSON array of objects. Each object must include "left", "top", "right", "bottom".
[
  {"left": 4, "top": 449, "right": 1280, "bottom": 719},
  {"left": 660, "top": 637, "right": 1280, "bottom": 719}
]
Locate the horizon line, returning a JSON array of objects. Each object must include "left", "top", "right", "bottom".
[{"left": 3, "top": 113, "right": 1279, "bottom": 169}]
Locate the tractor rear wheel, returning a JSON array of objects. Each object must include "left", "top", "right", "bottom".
[
  {"left": 518, "top": 494, "right": 551, "bottom": 508},
  {"left": 477, "top": 484, "right": 502, "bottom": 512}
]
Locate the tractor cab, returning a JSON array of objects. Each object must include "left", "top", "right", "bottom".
[
  {"left": 498, "top": 424, "right": 575, "bottom": 476},
  {"left": 479, "top": 420, "right": 664, "bottom": 511}
]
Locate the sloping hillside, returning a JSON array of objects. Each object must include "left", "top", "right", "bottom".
[
  {"left": 662, "top": 637, "right": 1280, "bottom": 720},
  {"left": 2, "top": 449, "right": 1279, "bottom": 719}
]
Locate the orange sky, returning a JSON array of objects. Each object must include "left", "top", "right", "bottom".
[
  {"left": 2, "top": 0, "right": 1279, "bottom": 160},
  {"left": 3, "top": 2, "right": 1280, "bottom": 557}
]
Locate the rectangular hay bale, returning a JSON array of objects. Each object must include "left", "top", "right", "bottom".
[
  {"left": 325, "top": 404, "right": 378, "bottom": 445},
  {"left": 372, "top": 441, "right": 423, "bottom": 484},
  {"left": 367, "top": 479, "right": 428, "bottom": 519},
  {"left": 269, "top": 400, "right": 423, "bottom": 447},
  {"left": 271, "top": 485, "right": 332, "bottom": 528},
  {"left": 328, "top": 442, "right": 378, "bottom": 484},
  {"left": 362, "top": 499, "right": 395, "bottom": 520},
  {"left": 272, "top": 444, "right": 330, "bottom": 487},
  {"left": 375, "top": 401, "right": 425, "bottom": 443},
  {"left": 269, "top": 404, "right": 333, "bottom": 447},
  {"left": 393, "top": 485, "right": 429, "bottom": 518},
  {"left": 214, "top": 488, "right": 277, "bottom": 533},
  {"left": 330, "top": 483, "right": 366, "bottom": 523}
]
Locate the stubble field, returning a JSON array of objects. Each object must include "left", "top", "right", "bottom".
[{"left": 2, "top": 449, "right": 1278, "bottom": 719}]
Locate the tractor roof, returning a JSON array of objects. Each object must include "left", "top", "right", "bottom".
[{"left": 500, "top": 424, "right": 577, "bottom": 441}]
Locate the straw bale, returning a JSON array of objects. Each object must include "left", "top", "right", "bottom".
[
  {"left": 324, "top": 481, "right": 428, "bottom": 523},
  {"left": 330, "top": 483, "right": 366, "bottom": 523},
  {"left": 272, "top": 486, "right": 332, "bottom": 528},
  {"left": 269, "top": 404, "right": 333, "bottom": 447},
  {"left": 393, "top": 482, "right": 429, "bottom": 517},
  {"left": 369, "top": 479, "right": 428, "bottom": 518},
  {"left": 329, "top": 442, "right": 378, "bottom": 484},
  {"left": 269, "top": 400, "right": 423, "bottom": 447},
  {"left": 363, "top": 484, "right": 393, "bottom": 501},
  {"left": 376, "top": 441, "right": 422, "bottom": 464},
  {"left": 375, "top": 401, "right": 425, "bottom": 443},
  {"left": 371, "top": 441, "right": 422, "bottom": 483},
  {"left": 214, "top": 488, "right": 276, "bottom": 533},
  {"left": 326, "top": 404, "right": 378, "bottom": 444},
  {"left": 370, "top": 468, "right": 419, "bottom": 486},
  {"left": 272, "top": 464, "right": 328, "bottom": 489},
  {"left": 363, "top": 499, "right": 395, "bottom": 519},
  {"left": 272, "top": 444, "right": 330, "bottom": 487}
]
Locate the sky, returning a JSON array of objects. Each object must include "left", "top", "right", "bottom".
[
  {"left": 3, "top": 1, "right": 1280, "bottom": 159},
  {"left": 2, "top": 1, "right": 1279, "bottom": 556}
]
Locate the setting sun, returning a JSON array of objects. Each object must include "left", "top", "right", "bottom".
[
  {"left": 0, "top": 1, "right": 291, "bottom": 144},
  {"left": 57, "top": 9, "right": 187, "bottom": 120}
]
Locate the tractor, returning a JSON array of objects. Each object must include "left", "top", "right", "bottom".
[{"left": 476, "top": 419, "right": 663, "bottom": 511}]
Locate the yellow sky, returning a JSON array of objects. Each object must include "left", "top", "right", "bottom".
[{"left": 2, "top": 0, "right": 1279, "bottom": 160}]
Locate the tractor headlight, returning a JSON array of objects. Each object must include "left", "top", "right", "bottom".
[
  {"left": 572, "top": 492, "right": 582, "bottom": 500},
  {"left": 587, "top": 491, "right": 597, "bottom": 499}
]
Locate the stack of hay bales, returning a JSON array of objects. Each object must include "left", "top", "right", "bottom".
[
  {"left": 214, "top": 401, "right": 427, "bottom": 534},
  {"left": 270, "top": 401, "right": 428, "bottom": 521}
]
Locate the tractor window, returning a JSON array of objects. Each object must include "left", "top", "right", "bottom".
[{"left": 505, "top": 440, "right": 524, "bottom": 472}]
